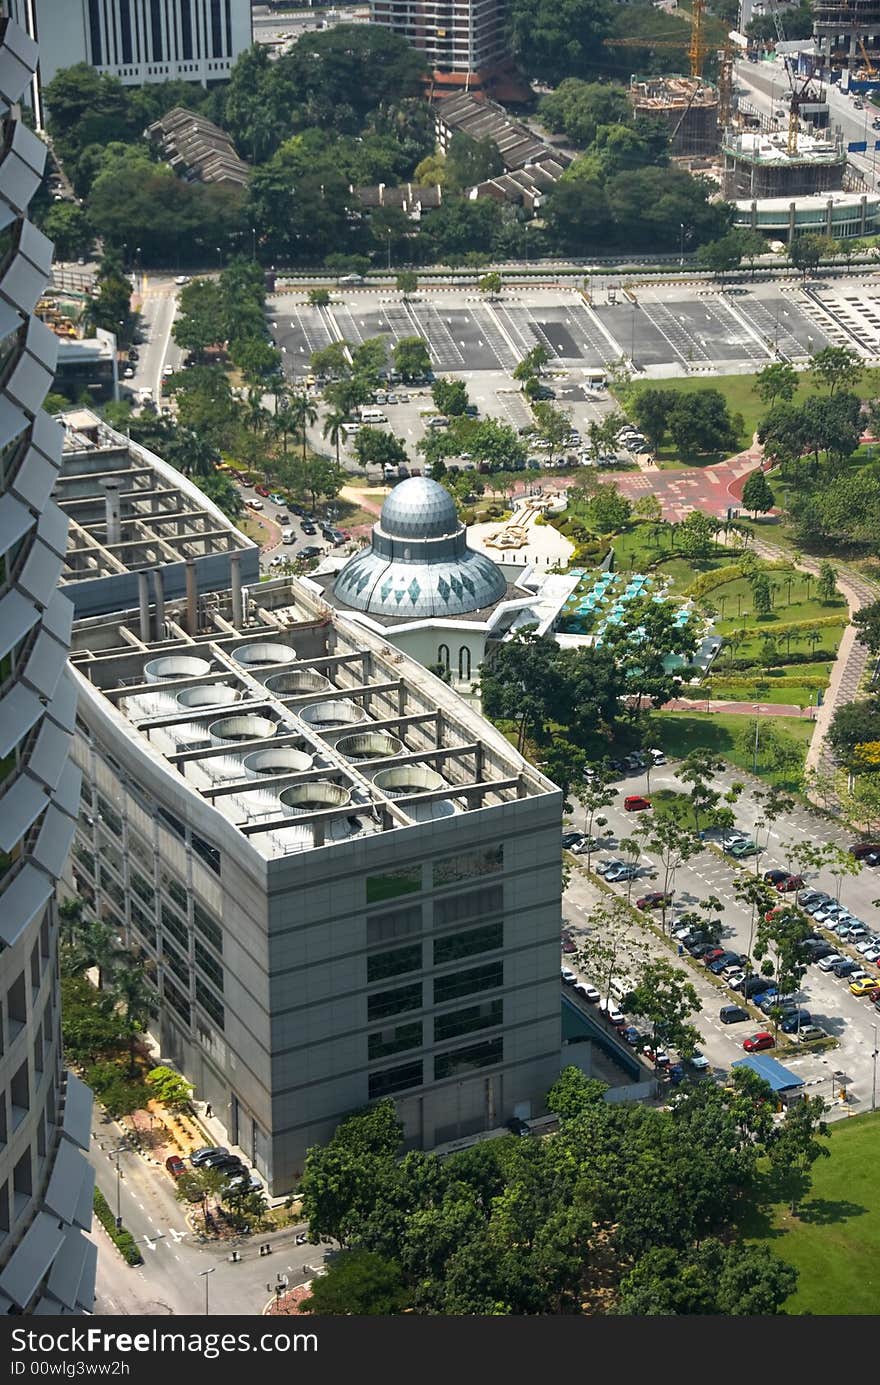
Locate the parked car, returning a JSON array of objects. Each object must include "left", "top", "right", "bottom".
[
  {"left": 268, "top": 493, "right": 285, "bottom": 505},
  {"left": 506, "top": 1116, "right": 530, "bottom": 1137},
  {"left": 850, "top": 841, "right": 880, "bottom": 859},
  {"left": 780, "top": 1009, "right": 813, "bottom": 1033},
  {"left": 708, "top": 951, "right": 744, "bottom": 975},
  {"left": 211, "top": 1156, "right": 246, "bottom": 1177},
  {"left": 190, "top": 1146, "right": 228, "bottom": 1167},
  {"left": 596, "top": 858, "right": 625, "bottom": 876},
  {"left": 763, "top": 869, "right": 789, "bottom": 885},
  {"left": 689, "top": 1051, "right": 711, "bottom": 1070},
  {"left": 721, "top": 829, "right": 750, "bottom": 848},
  {"left": 605, "top": 863, "right": 639, "bottom": 882},
  {"left": 687, "top": 941, "right": 715, "bottom": 958},
  {"left": 598, "top": 999, "right": 626, "bottom": 1026},
  {"left": 624, "top": 795, "right": 651, "bottom": 812},
  {"left": 561, "top": 967, "right": 577, "bottom": 985},
  {"left": 724, "top": 969, "right": 747, "bottom": 989},
  {"left": 298, "top": 545, "right": 323, "bottom": 559},
  {"left": 301, "top": 521, "right": 316, "bottom": 535},
  {"left": 849, "top": 975, "right": 880, "bottom": 997},
  {"left": 796, "top": 1025, "right": 827, "bottom": 1043},
  {"left": 246, "top": 498, "right": 263, "bottom": 510},
  {"left": 165, "top": 1155, "right": 186, "bottom": 1179},
  {"left": 720, "top": 1004, "right": 750, "bottom": 1024},
  {"left": 561, "top": 831, "right": 584, "bottom": 850},
  {"left": 574, "top": 982, "right": 600, "bottom": 1003},
  {"left": 636, "top": 891, "right": 674, "bottom": 911},
  {"left": 227, "top": 1171, "right": 264, "bottom": 1192},
  {"left": 702, "top": 947, "right": 726, "bottom": 965},
  {"left": 743, "top": 1031, "right": 775, "bottom": 1052},
  {"left": 622, "top": 1025, "right": 643, "bottom": 1046},
  {"left": 668, "top": 1062, "right": 686, "bottom": 1085},
  {"left": 727, "top": 839, "right": 759, "bottom": 858},
  {"left": 570, "top": 836, "right": 603, "bottom": 855},
  {"left": 281, "top": 528, "right": 294, "bottom": 544},
  {"left": 736, "top": 975, "right": 774, "bottom": 998},
  {"left": 775, "top": 874, "right": 805, "bottom": 893},
  {"left": 805, "top": 942, "right": 835, "bottom": 962},
  {"left": 831, "top": 959, "right": 859, "bottom": 978},
  {"left": 817, "top": 952, "right": 844, "bottom": 972}
]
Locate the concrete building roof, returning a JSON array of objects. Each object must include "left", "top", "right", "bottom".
[
  {"left": 69, "top": 574, "right": 556, "bottom": 861},
  {"left": 147, "top": 107, "right": 251, "bottom": 187},
  {"left": 53, "top": 409, "right": 256, "bottom": 598}
]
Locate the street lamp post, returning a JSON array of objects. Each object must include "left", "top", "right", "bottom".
[
  {"left": 111, "top": 1144, "right": 127, "bottom": 1229},
  {"left": 200, "top": 1266, "right": 216, "bottom": 1317}
]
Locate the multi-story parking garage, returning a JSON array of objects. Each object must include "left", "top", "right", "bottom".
[{"left": 66, "top": 569, "right": 563, "bottom": 1192}]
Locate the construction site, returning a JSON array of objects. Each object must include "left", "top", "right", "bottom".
[
  {"left": 813, "top": 0, "right": 880, "bottom": 78},
  {"left": 722, "top": 127, "right": 847, "bottom": 198},
  {"left": 630, "top": 76, "right": 721, "bottom": 157}
]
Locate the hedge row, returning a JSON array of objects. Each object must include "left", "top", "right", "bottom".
[
  {"left": 709, "top": 675, "right": 828, "bottom": 692},
  {"left": 718, "top": 649, "right": 837, "bottom": 671},
  {"left": 93, "top": 1188, "right": 143, "bottom": 1266},
  {"left": 737, "top": 613, "right": 847, "bottom": 638}
]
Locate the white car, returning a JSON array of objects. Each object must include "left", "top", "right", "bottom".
[
  {"left": 246, "top": 498, "right": 263, "bottom": 510},
  {"left": 163, "top": 364, "right": 175, "bottom": 377},
  {"left": 725, "top": 969, "right": 746, "bottom": 989},
  {"left": 648, "top": 748, "right": 666, "bottom": 764},
  {"left": 689, "top": 1051, "right": 710, "bottom": 1071},
  {"left": 574, "top": 982, "right": 600, "bottom": 1003},
  {"left": 561, "top": 967, "right": 577, "bottom": 984},
  {"left": 268, "top": 554, "right": 286, "bottom": 568},
  {"left": 863, "top": 945, "right": 880, "bottom": 963},
  {"left": 174, "top": 275, "right": 190, "bottom": 286},
  {"left": 817, "top": 953, "right": 844, "bottom": 972},
  {"left": 281, "top": 528, "right": 294, "bottom": 544},
  {"left": 598, "top": 999, "right": 625, "bottom": 1025}
]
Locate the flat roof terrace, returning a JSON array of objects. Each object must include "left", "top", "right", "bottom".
[{"left": 69, "top": 576, "right": 556, "bottom": 860}]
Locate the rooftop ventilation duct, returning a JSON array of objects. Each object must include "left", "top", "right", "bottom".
[
  {"left": 335, "top": 732, "right": 403, "bottom": 761},
  {"left": 232, "top": 641, "right": 297, "bottom": 668},
  {"left": 373, "top": 765, "right": 445, "bottom": 797},
  {"left": 208, "top": 714, "right": 277, "bottom": 746},
  {"left": 176, "top": 684, "right": 238, "bottom": 710},
  {"left": 265, "top": 669, "right": 331, "bottom": 696},
  {"left": 279, "top": 781, "right": 352, "bottom": 813},
  {"left": 243, "top": 747, "right": 313, "bottom": 778},
  {"left": 144, "top": 655, "right": 211, "bottom": 683},
  {"left": 299, "top": 700, "right": 368, "bottom": 731}
]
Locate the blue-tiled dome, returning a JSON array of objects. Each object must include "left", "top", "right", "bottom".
[
  {"left": 333, "top": 476, "right": 507, "bottom": 619},
  {"left": 379, "top": 477, "right": 458, "bottom": 539}
]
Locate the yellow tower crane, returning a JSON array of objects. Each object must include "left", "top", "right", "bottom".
[{"left": 603, "top": 0, "right": 710, "bottom": 80}]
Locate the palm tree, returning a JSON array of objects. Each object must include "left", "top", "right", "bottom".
[
  {"left": 58, "top": 897, "right": 85, "bottom": 952},
  {"left": 273, "top": 402, "right": 297, "bottom": 456},
  {"left": 78, "top": 918, "right": 127, "bottom": 991},
  {"left": 290, "top": 392, "right": 318, "bottom": 463},
  {"left": 114, "top": 964, "right": 156, "bottom": 1075},
  {"left": 242, "top": 389, "right": 269, "bottom": 437},
  {"left": 322, "top": 409, "right": 347, "bottom": 465}
]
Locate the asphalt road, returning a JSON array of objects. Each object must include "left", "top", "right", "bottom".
[
  {"left": 125, "top": 272, "right": 184, "bottom": 404},
  {"left": 563, "top": 758, "right": 880, "bottom": 1105},
  {"left": 88, "top": 1113, "right": 323, "bottom": 1316}
]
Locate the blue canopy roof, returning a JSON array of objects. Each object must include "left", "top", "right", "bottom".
[{"left": 731, "top": 1054, "right": 804, "bottom": 1092}]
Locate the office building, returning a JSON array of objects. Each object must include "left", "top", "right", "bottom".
[
  {"left": 66, "top": 568, "right": 563, "bottom": 1193},
  {"left": 0, "top": 10, "right": 95, "bottom": 1316},
  {"left": 6, "top": 1, "right": 253, "bottom": 126}
]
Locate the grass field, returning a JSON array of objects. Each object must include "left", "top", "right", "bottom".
[
  {"left": 744, "top": 1111, "right": 880, "bottom": 1316},
  {"left": 650, "top": 711, "right": 814, "bottom": 790}
]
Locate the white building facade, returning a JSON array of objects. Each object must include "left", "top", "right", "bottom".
[
  {"left": 0, "top": 9, "right": 95, "bottom": 1316},
  {"left": 7, "top": 0, "right": 252, "bottom": 123}
]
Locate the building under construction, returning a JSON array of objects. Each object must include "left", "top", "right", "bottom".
[
  {"left": 630, "top": 77, "right": 720, "bottom": 158},
  {"left": 813, "top": 0, "right": 880, "bottom": 73},
  {"left": 722, "top": 128, "right": 846, "bottom": 199}
]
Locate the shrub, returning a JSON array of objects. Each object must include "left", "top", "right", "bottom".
[{"left": 93, "top": 1188, "right": 143, "bottom": 1266}]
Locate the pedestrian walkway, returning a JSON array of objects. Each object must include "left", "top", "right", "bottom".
[{"left": 662, "top": 697, "right": 816, "bottom": 718}]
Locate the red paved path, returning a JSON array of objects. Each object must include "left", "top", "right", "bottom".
[{"left": 662, "top": 698, "right": 817, "bottom": 719}]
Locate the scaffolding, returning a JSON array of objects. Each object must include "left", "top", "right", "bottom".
[
  {"left": 630, "top": 76, "right": 721, "bottom": 157},
  {"left": 721, "top": 128, "right": 847, "bottom": 200}
]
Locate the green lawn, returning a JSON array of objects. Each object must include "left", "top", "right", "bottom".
[
  {"left": 650, "top": 711, "right": 814, "bottom": 790},
  {"left": 744, "top": 1111, "right": 880, "bottom": 1316}
]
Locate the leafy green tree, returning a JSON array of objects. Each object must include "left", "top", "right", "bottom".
[
  {"left": 587, "top": 483, "right": 631, "bottom": 533},
  {"left": 446, "top": 133, "right": 503, "bottom": 189},
  {"left": 599, "top": 596, "right": 699, "bottom": 712},
  {"left": 175, "top": 1165, "right": 229, "bottom": 1226},
  {"left": 625, "top": 959, "right": 702, "bottom": 1058},
  {"left": 533, "top": 400, "right": 573, "bottom": 464},
  {"left": 768, "top": 1095, "right": 830, "bottom": 1214},
  {"left": 172, "top": 279, "right": 227, "bottom": 360},
  {"left": 678, "top": 749, "right": 740, "bottom": 834},
  {"left": 308, "top": 288, "right": 331, "bottom": 307},
  {"left": 322, "top": 409, "right": 348, "bottom": 465},
  {"left": 617, "top": 1239, "right": 797, "bottom": 1315},
  {"left": 393, "top": 336, "right": 431, "bottom": 381},
  {"left": 667, "top": 389, "right": 738, "bottom": 457},
  {"left": 817, "top": 560, "right": 838, "bottom": 603},
  {"left": 576, "top": 896, "right": 648, "bottom": 1007},
  {"left": 300, "top": 1249, "right": 408, "bottom": 1314},
  {"left": 810, "top": 345, "right": 862, "bottom": 397},
  {"left": 513, "top": 345, "right": 550, "bottom": 383},
  {"left": 477, "top": 271, "right": 503, "bottom": 299},
  {"left": 675, "top": 509, "right": 717, "bottom": 559},
  {"left": 545, "top": 1067, "right": 608, "bottom": 1119},
  {"left": 396, "top": 270, "right": 418, "bottom": 299},
  {"left": 642, "top": 817, "right": 703, "bottom": 932},
  {"left": 353, "top": 428, "right": 407, "bottom": 471},
  {"left": 853, "top": 598, "right": 880, "bottom": 655},
  {"left": 697, "top": 230, "right": 746, "bottom": 280},
  {"left": 631, "top": 388, "right": 676, "bottom": 452},
  {"left": 755, "top": 362, "right": 799, "bottom": 407},
  {"left": 288, "top": 392, "right": 318, "bottom": 462},
  {"left": 788, "top": 233, "right": 824, "bottom": 279},
  {"left": 289, "top": 455, "right": 346, "bottom": 513},
  {"left": 146, "top": 1066, "right": 193, "bottom": 1111},
  {"left": 114, "top": 964, "right": 156, "bottom": 1074},
  {"left": 61, "top": 974, "right": 128, "bottom": 1063},
  {"left": 480, "top": 628, "right": 566, "bottom": 752},
  {"left": 310, "top": 341, "right": 353, "bottom": 380},
  {"left": 84, "top": 1064, "right": 151, "bottom": 1128},
  {"left": 741, "top": 469, "right": 775, "bottom": 517},
  {"left": 539, "top": 79, "right": 631, "bottom": 146},
  {"left": 42, "top": 201, "right": 92, "bottom": 260},
  {"left": 751, "top": 573, "right": 773, "bottom": 617},
  {"left": 431, "top": 378, "right": 469, "bottom": 416},
  {"left": 300, "top": 1099, "right": 404, "bottom": 1248}
]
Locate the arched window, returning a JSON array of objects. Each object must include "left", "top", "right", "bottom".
[
  {"left": 438, "top": 643, "right": 450, "bottom": 672},
  {"left": 458, "top": 646, "right": 471, "bottom": 681}
]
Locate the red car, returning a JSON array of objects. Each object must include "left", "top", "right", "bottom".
[
  {"left": 636, "top": 892, "right": 673, "bottom": 910},
  {"left": 165, "top": 1155, "right": 186, "bottom": 1179},
  {"left": 254, "top": 485, "right": 270, "bottom": 498},
  {"left": 624, "top": 795, "right": 652, "bottom": 812},
  {"left": 702, "top": 947, "right": 725, "bottom": 965},
  {"left": 743, "top": 1031, "right": 775, "bottom": 1053},
  {"left": 775, "top": 875, "right": 804, "bottom": 893}
]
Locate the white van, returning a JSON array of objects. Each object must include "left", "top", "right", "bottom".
[
  {"left": 361, "top": 408, "right": 388, "bottom": 423},
  {"left": 609, "top": 977, "right": 634, "bottom": 1005}
]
